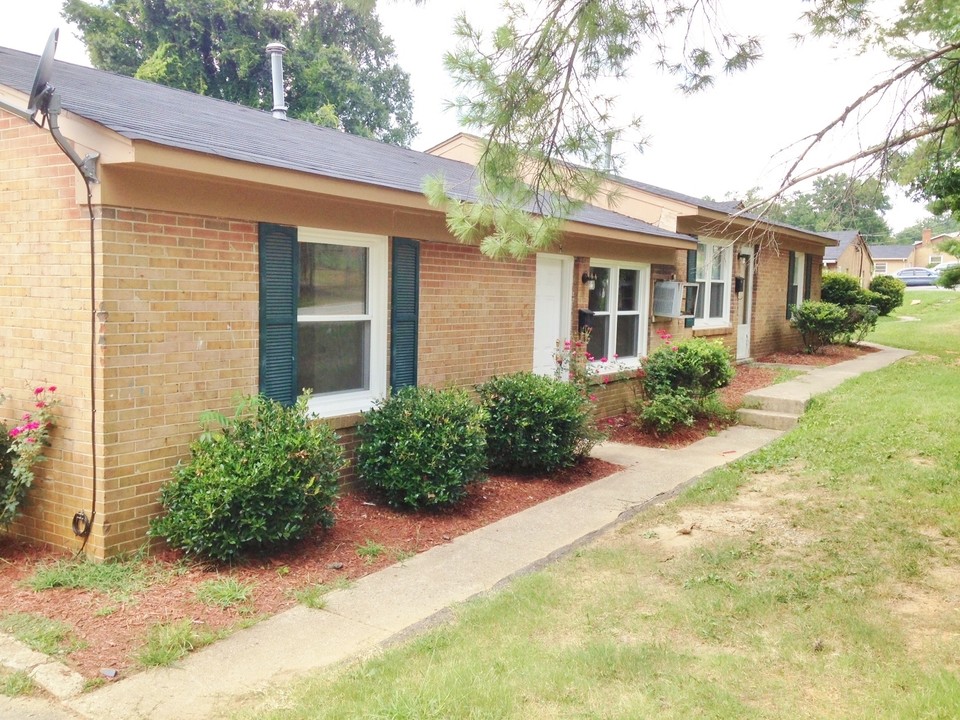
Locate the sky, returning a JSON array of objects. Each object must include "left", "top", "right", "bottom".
[{"left": 0, "top": 0, "right": 930, "bottom": 232}]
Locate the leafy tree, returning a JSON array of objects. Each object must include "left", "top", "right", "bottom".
[
  {"left": 775, "top": 174, "right": 892, "bottom": 241},
  {"left": 61, "top": 0, "right": 417, "bottom": 145},
  {"left": 422, "top": 0, "right": 960, "bottom": 258}
]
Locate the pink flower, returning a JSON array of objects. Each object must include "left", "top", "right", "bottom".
[
  {"left": 24, "top": 421, "right": 40, "bottom": 431},
  {"left": 600, "top": 357, "right": 608, "bottom": 363},
  {"left": 671, "top": 346, "right": 679, "bottom": 352},
  {"left": 8, "top": 427, "right": 22, "bottom": 438},
  {"left": 602, "top": 376, "right": 611, "bottom": 385},
  {"left": 35, "top": 401, "right": 46, "bottom": 409},
  {"left": 48, "top": 386, "right": 56, "bottom": 393},
  {"left": 21, "top": 413, "right": 31, "bottom": 421},
  {"left": 613, "top": 353, "right": 619, "bottom": 359},
  {"left": 25, "top": 437, "right": 36, "bottom": 444},
  {"left": 34, "top": 387, "right": 44, "bottom": 396}
]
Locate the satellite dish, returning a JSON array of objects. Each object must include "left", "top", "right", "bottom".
[{"left": 26, "top": 29, "right": 59, "bottom": 116}]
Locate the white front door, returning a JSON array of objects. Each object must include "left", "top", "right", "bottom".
[
  {"left": 533, "top": 254, "right": 573, "bottom": 376},
  {"left": 736, "top": 247, "right": 754, "bottom": 360}
]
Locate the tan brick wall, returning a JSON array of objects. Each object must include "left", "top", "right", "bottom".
[
  {"left": 94, "top": 208, "right": 260, "bottom": 556},
  {"left": 0, "top": 109, "right": 101, "bottom": 553},
  {"left": 418, "top": 241, "right": 536, "bottom": 388}
]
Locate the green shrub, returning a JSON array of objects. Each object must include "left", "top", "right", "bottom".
[
  {"left": 477, "top": 372, "right": 603, "bottom": 473},
  {"left": 937, "top": 266, "right": 960, "bottom": 289},
  {"left": 869, "top": 274, "right": 906, "bottom": 315},
  {"left": 635, "top": 389, "right": 698, "bottom": 435},
  {"left": 789, "top": 301, "right": 848, "bottom": 353},
  {"left": 356, "top": 387, "right": 487, "bottom": 510},
  {"left": 641, "top": 339, "right": 734, "bottom": 406},
  {"left": 150, "top": 393, "right": 344, "bottom": 563},
  {"left": 821, "top": 271, "right": 865, "bottom": 306}
]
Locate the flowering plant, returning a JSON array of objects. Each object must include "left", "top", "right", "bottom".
[{"left": 0, "top": 385, "right": 59, "bottom": 527}]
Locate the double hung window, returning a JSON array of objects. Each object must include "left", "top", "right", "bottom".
[
  {"left": 586, "top": 263, "right": 648, "bottom": 364},
  {"left": 694, "top": 241, "right": 732, "bottom": 327}
]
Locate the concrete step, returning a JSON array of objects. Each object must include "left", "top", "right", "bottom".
[
  {"left": 737, "top": 408, "right": 799, "bottom": 431},
  {"left": 745, "top": 393, "right": 809, "bottom": 415}
]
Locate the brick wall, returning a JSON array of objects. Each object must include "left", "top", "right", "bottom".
[
  {"left": 94, "top": 208, "right": 260, "bottom": 556},
  {"left": 0, "top": 109, "right": 100, "bottom": 553},
  {"left": 418, "top": 241, "right": 536, "bottom": 388}
]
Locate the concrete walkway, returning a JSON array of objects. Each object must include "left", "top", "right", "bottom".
[{"left": 0, "top": 344, "right": 911, "bottom": 720}]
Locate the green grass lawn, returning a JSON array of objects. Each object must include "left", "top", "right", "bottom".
[{"left": 233, "top": 291, "right": 960, "bottom": 719}]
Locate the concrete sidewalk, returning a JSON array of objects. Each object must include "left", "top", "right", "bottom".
[{"left": 1, "top": 344, "right": 911, "bottom": 720}]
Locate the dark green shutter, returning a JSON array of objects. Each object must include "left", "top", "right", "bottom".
[
  {"left": 803, "top": 254, "right": 813, "bottom": 301},
  {"left": 259, "top": 223, "right": 298, "bottom": 405},
  {"left": 786, "top": 251, "right": 797, "bottom": 320},
  {"left": 390, "top": 238, "right": 419, "bottom": 392},
  {"left": 684, "top": 248, "right": 697, "bottom": 329}
]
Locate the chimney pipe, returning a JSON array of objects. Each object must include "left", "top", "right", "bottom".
[{"left": 266, "top": 42, "right": 288, "bottom": 120}]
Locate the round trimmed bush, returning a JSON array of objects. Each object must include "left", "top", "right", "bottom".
[
  {"left": 477, "top": 371, "right": 602, "bottom": 473},
  {"left": 821, "top": 271, "right": 865, "bottom": 306},
  {"left": 869, "top": 274, "right": 906, "bottom": 315},
  {"left": 789, "top": 300, "right": 848, "bottom": 353},
  {"left": 356, "top": 387, "right": 487, "bottom": 509},
  {"left": 150, "top": 393, "right": 344, "bottom": 563},
  {"left": 641, "top": 338, "right": 734, "bottom": 405}
]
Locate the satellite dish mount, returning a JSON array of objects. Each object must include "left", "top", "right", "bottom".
[{"left": 0, "top": 29, "right": 98, "bottom": 183}]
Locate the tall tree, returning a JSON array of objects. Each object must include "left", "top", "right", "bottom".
[
  {"left": 61, "top": 0, "right": 417, "bottom": 145},
  {"left": 421, "top": 0, "right": 960, "bottom": 258},
  {"left": 776, "top": 174, "right": 892, "bottom": 242}
]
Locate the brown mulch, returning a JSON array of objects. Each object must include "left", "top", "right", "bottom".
[
  {"left": 755, "top": 342, "right": 879, "bottom": 367},
  {"left": 0, "top": 344, "right": 875, "bottom": 682}
]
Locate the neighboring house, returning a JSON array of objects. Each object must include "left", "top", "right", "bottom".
[
  {"left": 916, "top": 228, "right": 960, "bottom": 268},
  {"left": 821, "top": 230, "right": 874, "bottom": 286},
  {"left": 1, "top": 50, "right": 831, "bottom": 557},
  {"left": 867, "top": 244, "right": 915, "bottom": 276}
]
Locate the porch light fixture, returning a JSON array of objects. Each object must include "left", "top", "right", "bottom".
[{"left": 581, "top": 271, "right": 597, "bottom": 290}]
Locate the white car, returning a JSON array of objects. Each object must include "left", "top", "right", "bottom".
[{"left": 931, "top": 261, "right": 960, "bottom": 276}]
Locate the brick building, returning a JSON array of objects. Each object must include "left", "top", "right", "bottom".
[{"left": 1, "top": 48, "right": 832, "bottom": 557}]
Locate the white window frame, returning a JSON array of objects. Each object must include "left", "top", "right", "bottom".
[
  {"left": 298, "top": 227, "right": 388, "bottom": 417},
  {"left": 930, "top": 254, "right": 943, "bottom": 265},
  {"left": 587, "top": 260, "right": 649, "bottom": 370},
  {"left": 694, "top": 240, "right": 733, "bottom": 329},
  {"left": 874, "top": 262, "right": 887, "bottom": 275},
  {"left": 789, "top": 251, "right": 806, "bottom": 311}
]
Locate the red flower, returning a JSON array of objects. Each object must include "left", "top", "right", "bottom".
[{"left": 34, "top": 387, "right": 44, "bottom": 396}]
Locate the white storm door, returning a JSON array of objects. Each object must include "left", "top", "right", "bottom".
[
  {"left": 736, "top": 247, "right": 754, "bottom": 360},
  {"left": 533, "top": 254, "right": 573, "bottom": 375}
]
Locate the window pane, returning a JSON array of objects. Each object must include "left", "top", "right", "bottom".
[
  {"left": 587, "top": 316, "right": 609, "bottom": 360},
  {"left": 709, "top": 282, "right": 724, "bottom": 318},
  {"left": 696, "top": 244, "right": 706, "bottom": 282},
  {"left": 711, "top": 246, "right": 723, "bottom": 280},
  {"left": 299, "top": 243, "right": 367, "bottom": 315},
  {"left": 696, "top": 281, "right": 705, "bottom": 318},
  {"left": 588, "top": 267, "right": 610, "bottom": 312},
  {"left": 618, "top": 269, "right": 638, "bottom": 311},
  {"left": 298, "top": 321, "right": 370, "bottom": 394},
  {"left": 615, "top": 315, "right": 639, "bottom": 358}
]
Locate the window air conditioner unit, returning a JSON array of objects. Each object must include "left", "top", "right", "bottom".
[{"left": 653, "top": 281, "right": 699, "bottom": 318}]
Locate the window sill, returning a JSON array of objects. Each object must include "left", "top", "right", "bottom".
[
  {"left": 692, "top": 325, "right": 732, "bottom": 337},
  {"left": 307, "top": 390, "right": 382, "bottom": 420}
]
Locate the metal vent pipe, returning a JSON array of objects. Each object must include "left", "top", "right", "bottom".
[{"left": 266, "top": 42, "right": 288, "bottom": 120}]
